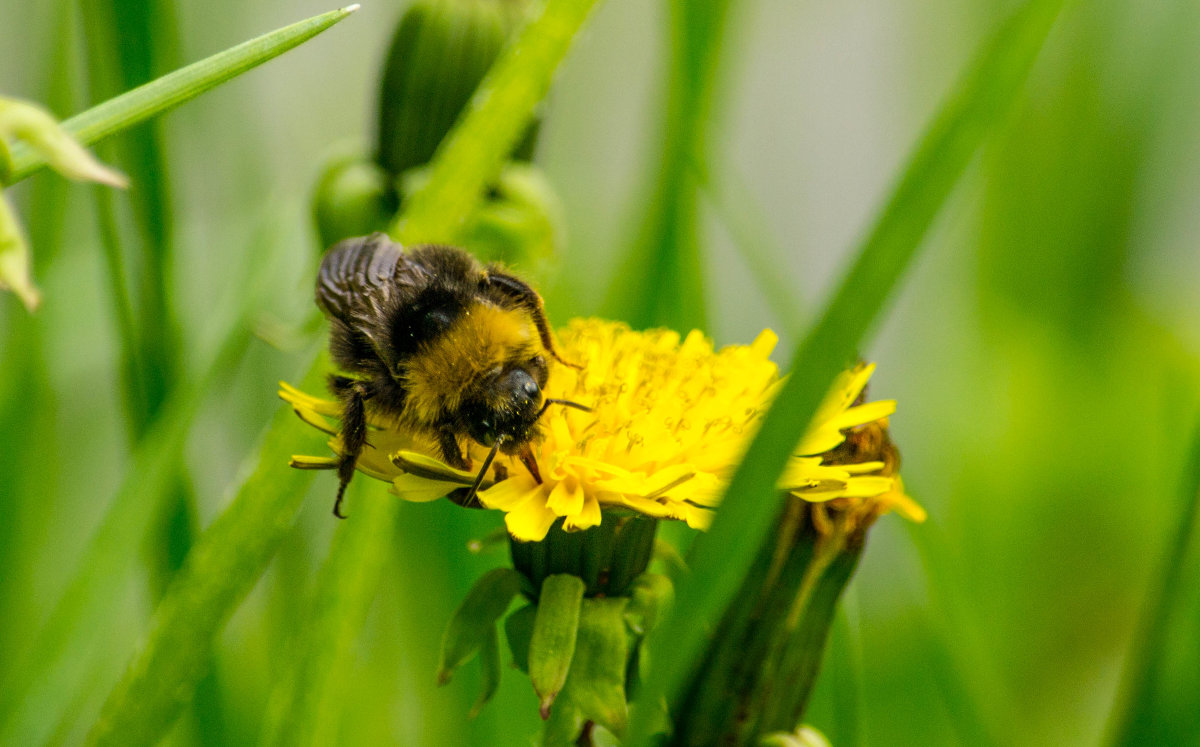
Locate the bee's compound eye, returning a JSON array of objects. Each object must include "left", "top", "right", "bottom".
[{"left": 501, "top": 369, "right": 542, "bottom": 410}]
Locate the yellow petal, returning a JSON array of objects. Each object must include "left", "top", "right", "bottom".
[
  {"left": 505, "top": 498, "right": 560, "bottom": 541},
  {"left": 563, "top": 495, "right": 602, "bottom": 531},
  {"left": 289, "top": 454, "right": 338, "bottom": 470},
  {"left": 478, "top": 474, "right": 541, "bottom": 511},
  {"left": 391, "top": 473, "right": 459, "bottom": 503},
  {"left": 546, "top": 477, "right": 584, "bottom": 517}
]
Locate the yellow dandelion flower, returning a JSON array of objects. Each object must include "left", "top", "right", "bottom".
[{"left": 281, "top": 318, "right": 923, "bottom": 541}]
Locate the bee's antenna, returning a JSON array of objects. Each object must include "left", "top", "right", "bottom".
[
  {"left": 535, "top": 398, "right": 593, "bottom": 420},
  {"left": 464, "top": 438, "right": 503, "bottom": 507}
]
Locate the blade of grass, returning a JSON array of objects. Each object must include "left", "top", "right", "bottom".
[
  {"left": 261, "top": 481, "right": 399, "bottom": 747},
  {"left": 85, "top": 1, "right": 603, "bottom": 743},
  {"left": 601, "top": 0, "right": 736, "bottom": 331},
  {"left": 627, "top": 0, "right": 1066, "bottom": 741},
  {"left": 0, "top": 213, "right": 291, "bottom": 745},
  {"left": 1, "top": 5, "right": 359, "bottom": 186},
  {"left": 694, "top": 157, "right": 807, "bottom": 340},
  {"left": 81, "top": 0, "right": 182, "bottom": 439},
  {"left": 903, "top": 521, "right": 1007, "bottom": 746},
  {"left": 92, "top": 184, "right": 149, "bottom": 430},
  {"left": 1107, "top": 417, "right": 1200, "bottom": 746}
]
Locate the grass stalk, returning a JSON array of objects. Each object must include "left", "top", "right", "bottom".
[{"left": 1107, "top": 417, "right": 1200, "bottom": 746}]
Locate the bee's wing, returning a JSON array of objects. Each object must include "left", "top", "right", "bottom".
[{"left": 316, "top": 233, "right": 427, "bottom": 323}]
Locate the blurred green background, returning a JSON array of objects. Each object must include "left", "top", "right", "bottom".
[{"left": 2, "top": 0, "right": 1199, "bottom": 744}]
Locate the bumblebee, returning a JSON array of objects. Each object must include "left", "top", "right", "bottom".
[{"left": 316, "top": 233, "right": 582, "bottom": 517}]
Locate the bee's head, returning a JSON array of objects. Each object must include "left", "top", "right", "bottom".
[{"left": 463, "top": 362, "right": 547, "bottom": 448}]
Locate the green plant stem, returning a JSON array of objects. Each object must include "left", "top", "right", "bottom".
[
  {"left": 92, "top": 184, "right": 148, "bottom": 427},
  {"left": 390, "top": 0, "right": 601, "bottom": 244},
  {"left": 603, "top": 0, "right": 735, "bottom": 332},
  {"left": 628, "top": 0, "right": 1066, "bottom": 742},
  {"left": 1, "top": 6, "right": 359, "bottom": 186},
  {"left": 694, "top": 159, "right": 807, "bottom": 340}
]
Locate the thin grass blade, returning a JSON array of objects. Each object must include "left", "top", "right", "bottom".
[
  {"left": 261, "top": 483, "right": 400, "bottom": 747},
  {"left": 601, "top": 0, "right": 735, "bottom": 331},
  {"left": 1107, "top": 417, "right": 1200, "bottom": 746},
  {"left": 2, "top": 5, "right": 359, "bottom": 186},
  {"left": 628, "top": 0, "right": 1066, "bottom": 741}
]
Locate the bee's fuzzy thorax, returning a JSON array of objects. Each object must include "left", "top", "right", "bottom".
[{"left": 401, "top": 301, "right": 542, "bottom": 425}]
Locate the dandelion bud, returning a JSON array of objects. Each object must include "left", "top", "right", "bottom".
[
  {"left": 311, "top": 155, "right": 397, "bottom": 246},
  {"left": 375, "top": 0, "right": 533, "bottom": 179}
]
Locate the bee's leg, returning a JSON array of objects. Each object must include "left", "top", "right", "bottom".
[
  {"left": 483, "top": 269, "right": 581, "bottom": 370},
  {"left": 329, "top": 375, "right": 372, "bottom": 519},
  {"left": 437, "top": 427, "right": 470, "bottom": 471}
]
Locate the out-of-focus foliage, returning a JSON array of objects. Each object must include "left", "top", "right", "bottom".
[{"left": 1, "top": 0, "right": 1198, "bottom": 744}]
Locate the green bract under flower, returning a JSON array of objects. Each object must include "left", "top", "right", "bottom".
[{"left": 282, "top": 318, "right": 923, "bottom": 541}]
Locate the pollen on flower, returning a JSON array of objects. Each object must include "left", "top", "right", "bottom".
[{"left": 280, "top": 318, "right": 922, "bottom": 542}]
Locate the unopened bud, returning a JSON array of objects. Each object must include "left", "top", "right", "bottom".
[
  {"left": 312, "top": 155, "right": 398, "bottom": 247},
  {"left": 375, "top": 0, "right": 533, "bottom": 179}
]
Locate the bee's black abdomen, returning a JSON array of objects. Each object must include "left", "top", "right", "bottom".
[{"left": 316, "top": 233, "right": 406, "bottom": 322}]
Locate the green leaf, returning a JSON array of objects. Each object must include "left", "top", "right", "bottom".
[
  {"left": 0, "top": 194, "right": 38, "bottom": 310},
  {"left": 602, "top": 0, "right": 736, "bottom": 331},
  {"left": 623, "top": 573, "right": 673, "bottom": 637},
  {"left": 2, "top": 5, "right": 359, "bottom": 186},
  {"left": 627, "top": 0, "right": 1066, "bottom": 742},
  {"left": 544, "top": 598, "right": 631, "bottom": 743},
  {"left": 471, "top": 625, "right": 503, "bottom": 719},
  {"left": 260, "top": 481, "right": 401, "bottom": 747},
  {"left": 84, "top": 363, "right": 325, "bottom": 747},
  {"left": 694, "top": 160, "right": 807, "bottom": 340},
  {"left": 505, "top": 603, "right": 538, "bottom": 674},
  {"left": 529, "top": 574, "right": 585, "bottom": 718},
  {"left": 438, "top": 568, "right": 523, "bottom": 684}
]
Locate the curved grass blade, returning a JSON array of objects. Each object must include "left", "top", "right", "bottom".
[
  {"left": 86, "top": 1, "right": 604, "bottom": 743},
  {"left": 1107, "top": 417, "right": 1200, "bottom": 746},
  {"left": 627, "top": 0, "right": 1067, "bottom": 741},
  {"left": 259, "top": 481, "right": 398, "bottom": 747},
  {"left": 2, "top": 5, "right": 359, "bottom": 186},
  {"left": 694, "top": 158, "right": 807, "bottom": 340}
]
